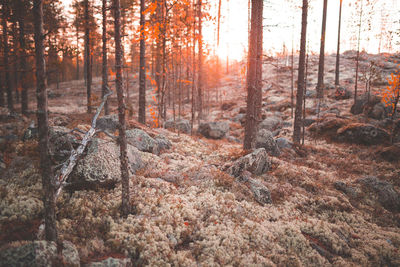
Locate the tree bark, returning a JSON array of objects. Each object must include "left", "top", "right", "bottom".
[
  {"left": 335, "top": 0, "right": 343, "bottom": 86},
  {"left": 138, "top": 0, "right": 146, "bottom": 124},
  {"left": 293, "top": 0, "right": 308, "bottom": 144},
  {"left": 18, "top": 15, "right": 28, "bottom": 114},
  {"left": 197, "top": 0, "right": 203, "bottom": 121},
  {"left": 2, "top": 1, "right": 13, "bottom": 111},
  {"left": 316, "top": 0, "right": 328, "bottom": 99},
  {"left": 33, "top": 0, "right": 57, "bottom": 241},
  {"left": 76, "top": 28, "right": 79, "bottom": 80},
  {"left": 113, "top": 0, "right": 130, "bottom": 217},
  {"left": 354, "top": 0, "right": 363, "bottom": 104},
  {"left": 84, "top": 0, "right": 92, "bottom": 114},
  {"left": 102, "top": 0, "right": 109, "bottom": 115},
  {"left": 243, "top": 0, "right": 263, "bottom": 150}
]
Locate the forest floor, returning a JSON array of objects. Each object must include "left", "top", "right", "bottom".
[{"left": 0, "top": 51, "right": 400, "bottom": 266}]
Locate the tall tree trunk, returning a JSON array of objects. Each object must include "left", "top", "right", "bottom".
[
  {"left": 291, "top": 26, "right": 294, "bottom": 118},
  {"left": 76, "top": 28, "right": 79, "bottom": 80},
  {"left": 243, "top": 0, "right": 263, "bottom": 150},
  {"left": 316, "top": 0, "right": 328, "bottom": 99},
  {"left": 191, "top": 0, "right": 196, "bottom": 133},
  {"left": 18, "top": 15, "right": 28, "bottom": 114},
  {"left": 12, "top": 22, "right": 20, "bottom": 104},
  {"left": 335, "top": 0, "right": 343, "bottom": 86},
  {"left": 0, "top": 71, "right": 4, "bottom": 107},
  {"left": 114, "top": 0, "right": 130, "bottom": 217},
  {"left": 354, "top": 0, "right": 363, "bottom": 104},
  {"left": 215, "top": 0, "right": 221, "bottom": 104},
  {"left": 138, "top": 0, "right": 146, "bottom": 124},
  {"left": 33, "top": 0, "right": 57, "bottom": 241},
  {"left": 84, "top": 0, "right": 92, "bottom": 113},
  {"left": 102, "top": 0, "right": 109, "bottom": 115},
  {"left": 2, "top": 1, "right": 13, "bottom": 111},
  {"left": 197, "top": 0, "right": 203, "bottom": 121},
  {"left": 293, "top": 0, "right": 308, "bottom": 144}
]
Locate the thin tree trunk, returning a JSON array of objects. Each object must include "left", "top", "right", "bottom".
[
  {"left": 302, "top": 40, "right": 309, "bottom": 145},
  {"left": 138, "top": 0, "right": 146, "bottom": 124},
  {"left": 316, "top": 0, "right": 328, "bottom": 99},
  {"left": 84, "top": 0, "right": 92, "bottom": 114},
  {"left": 197, "top": 0, "right": 203, "bottom": 121},
  {"left": 335, "top": 0, "right": 343, "bottom": 86},
  {"left": 293, "top": 0, "right": 308, "bottom": 144},
  {"left": 114, "top": 0, "right": 130, "bottom": 217},
  {"left": 13, "top": 22, "right": 20, "bottom": 104},
  {"left": 2, "top": 1, "right": 13, "bottom": 111},
  {"left": 243, "top": 0, "right": 263, "bottom": 150},
  {"left": 18, "top": 16, "right": 28, "bottom": 115},
  {"left": 102, "top": 0, "right": 109, "bottom": 115},
  {"left": 33, "top": 0, "right": 57, "bottom": 241},
  {"left": 191, "top": 0, "right": 196, "bottom": 133},
  {"left": 291, "top": 26, "right": 294, "bottom": 118},
  {"left": 76, "top": 28, "right": 79, "bottom": 80},
  {"left": 354, "top": 0, "right": 363, "bottom": 104}
]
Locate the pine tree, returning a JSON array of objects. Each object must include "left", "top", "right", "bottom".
[
  {"left": 316, "top": 0, "right": 328, "bottom": 100},
  {"left": 2, "top": 0, "right": 13, "bottom": 111},
  {"left": 293, "top": 0, "right": 308, "bottom": 144},
  {"left": 138, "top": 0, "right": 146, "bottom": 124},
  {"left": 33, "top": 0, "right": 57, "bottom": 241},
  {"left": 102, "top": 0, "right": 109, "bottom": 115},
  {"left": 243, "top": 0, "right": 263, "bottom": 150},
  {"left": 335, "top": 0, "right": 343, "bottom": 87},
  {"left": 113, "top": 0, "right": 130, "bottom": 217}
]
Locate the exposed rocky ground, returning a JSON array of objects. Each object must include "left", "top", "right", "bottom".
[{"left": 0, "top": 51, "right": 399, "bottom": 266}]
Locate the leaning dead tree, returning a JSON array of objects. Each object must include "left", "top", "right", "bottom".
[
  {"left": 55, "top": 87, "right": 112, "bottom": 199},
  {"left": 38, "top": 87, "right": 112, "bottom": 238}
]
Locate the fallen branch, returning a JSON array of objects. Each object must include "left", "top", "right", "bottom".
[{"left": 54, "top": 86, "right": 112, "bottom": 200}]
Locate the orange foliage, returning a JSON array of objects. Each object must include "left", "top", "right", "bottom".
[{"left": 381, "top": 62, "right": 400, "bottom": 116}]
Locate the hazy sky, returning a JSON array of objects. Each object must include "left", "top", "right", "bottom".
[{"left": 62, "top": 0, "right": 400, "bottom": 61}]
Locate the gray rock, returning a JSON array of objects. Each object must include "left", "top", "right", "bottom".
[
  {"left": 48, "top": 126, "right": 80, "bottom": 163},
  {"left": 96, "top": 114, "right": 119, "bottom": 133},
  {"left": 320, "top": 107, "right": 340, "bottom": 117},
  {"left": 334, "top": 87, "right": 352, "bottom": 100},
  {"left": 84, "top": 257, "right": 132, "bottom": 267},
  {"left": 126, "top": 129, "right": 159, "bottom": 154},
  {"left": 336, "top": 123, "right": 390, "bottom": 145},
  {"left": 303, "top": 117, "right": 316, "bottom": 127},
  {"left": 259, "top": 117, "right": 282, "bottom": 132},
  {"left": 275, "top": 137, "right": 292, "bottom": 150},
  {"left": 305, "top": 90, "right": 317, "bottom": 98},
  {"left": 154, "top": 134, "right": 172, "bottom": 151},
  {"left": 233, "top": 114, "right": 246, "bottom": 125},
  {"left": 248, "top": 178, "right": 272, "bottom": 205},
  {"left": 350, "top": 93, "right": 381, "bottom": 115},
  {"left": 228, "top": 148, "right": 271, "bottom": 177},
  {"left": 255, "top": 129, "right": 280, "bottom": 156},
  {"left": 282, "top": 121, "right": 292, "bottom": 128},
  {"left": 0, "top": 240, "right": 79, "bottom": 267},
  {"left": 357, "top": 176, "right": 400, "bottom": 212},
  {"left": 198, "top": 121, "right": 229, "bottom": 139},
  {"left": 324, "top": 83, "right": 335, "bottom": 90},
  {"left": 221, "top": 102, "right": 236, "bottom": 110},
  {"left": 226, "top": 136, "right": 240, "bottom": 143},
  {"left": 70, "top": 139, "right": 143, "bottom": 187},
  {"left": 22, "top": 122, "right": 38, "bottom": 141},
  {"left": 369, "top": 102, "right": 389, "bottom": 120},
  {"left": 333, "top": 181, "right": 359, "bottom": 199},
  {"left": 164, "top": 119, "right": 191, "bottom": 134}
]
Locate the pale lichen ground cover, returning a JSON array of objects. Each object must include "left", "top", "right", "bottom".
[{"left": 2, "top": 128, "right": 399, "bottom": 266}]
